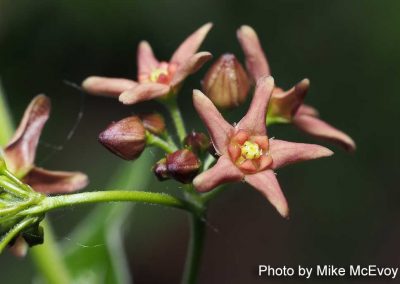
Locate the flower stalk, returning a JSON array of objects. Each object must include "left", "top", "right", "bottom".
[{"left": 164, "top": 98, "right": 187, "bottom": 143}]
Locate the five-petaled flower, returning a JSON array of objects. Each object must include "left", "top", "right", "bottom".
[
  {"left": 192, "top": 76, "right": 333, "bottom": 218},
  {"left": 82, "top": 23, "right": 213, "bottom": 105},
  {"left": 237, "top": 25, "right": 356, "bottom": 151},
  {"left": 2, "top": 95, "right": 88, "bottom": 256}
]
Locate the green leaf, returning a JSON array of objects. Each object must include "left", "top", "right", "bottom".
[
  {"left": 0, "top": 78, "right": 14, "bottom": 147},
  {"left": 62, "top": 151, "right": 155, "bottom": 284}
]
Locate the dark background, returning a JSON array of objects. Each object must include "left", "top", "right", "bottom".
[{"left": 0, "top": 0, "right": 399, "bottom": 283}]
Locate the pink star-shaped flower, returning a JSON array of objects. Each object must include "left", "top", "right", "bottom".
[
  {"left": 237, "top": 25, "right": 356, "bottom": 151},
  {"left": 82, "top": 23, "right": 213, "bottom": 105},
  {"left": 192, "top": 76, "right": 333, "bottom": 218}
]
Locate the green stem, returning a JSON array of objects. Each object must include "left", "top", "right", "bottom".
[
  {"left": 182, "top": 213, "right": 206, "bottom": 284},
  {"left": 164, "top": 99, "right": 187, "bottom": 143},
  {"left": 0, "top": 217, "right": 37, "bottom": 253},
  {"left": 0, "top": 176, "right": 31, "bottom": 198},
  {"left": 30, "top": 221, "right": 71, "bottom": 284},
  {"left": 201, "top": 185, "right": 226, "bottom": 204},
  {"left": 146, "top": 132, "right": 177, "bottom": 153},
  {"left": 202, "top": 154, "right": 215, "bottom": 171},
  {"left": 0, "top": 80, "right": 14, "bottom": 147},
  {"left": 21, "top": 191, "right": 188, "bottom": 216}
]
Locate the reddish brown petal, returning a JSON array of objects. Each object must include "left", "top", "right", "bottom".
[
  {"left": 193, "top": 90, "right": 233, "bottom": 155},
  {"left": 4, "top": 95, "right": 50, "bottom": 176},
  {"left": 23, "top": 167, "right": 89, "bottom": 194},
  {"left": 119, "top": 83, "right": 170, "bottom": 105},
  {"left": 171, "top": 52, "right": 212, "bottom": 87},
  {"left": 293, "top": 114, "right": 356, "bottom": 151},
  {"left": 137, "top": 41, "right": 160, "bottom": 79},
  {"left": 193, "top": 155, "right": 243, "bottom": 192},
  {"left": 82, "top": 76, "right": 137, "bottom": 97},
  {"left": 170, "top": 23, "right": 213, "bottom": 66},
  {"left": 270, "top": 79, "right": 310, "bottom": 119},
  {"left": 269, "top": 139, "right": 333, "bottom": 170},
  {"left": 237, "top": 75, "right": 274, "bottom": 135},
  {"left": 296, "top": 104, "right": 319, "bottom": 117},
  {"left": 245, "top": 169, "right": 289, "bottom": 218},
  {"left": 237, "top": 25, "right": 270, "bottom": 81},
  {"left": 9, "top": 237, "right": 28, "bottom": 258}
]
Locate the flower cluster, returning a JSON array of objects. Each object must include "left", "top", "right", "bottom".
[
  {"left": 83, "top": 23, "right": 355, "bottom": 218},
  {"left": 0, "top": 22, "right": 356, "bottom": 272}
]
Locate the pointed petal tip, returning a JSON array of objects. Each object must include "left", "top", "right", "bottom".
[
  {"left": 237, "top": 25, "right": 257, "bottom": 37},
  {"left": 257, "top": 74, "right": 274, "bottom": 87},
  {"left": 201, "top": 22, "right": 213, "bottom": 33}
]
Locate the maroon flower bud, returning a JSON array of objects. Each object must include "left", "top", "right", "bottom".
[
  {"left": 183, "top": 132, "right": 210, "bottom": 155},
  {"left": 166, "top": 149, "right": 201, "bottom": 184},
  {"left": 202, "top": 53, "right": 250, "bottom": 109},
  {"left": 99, "top": 116, "right": 146, "bottom": 160},
  {"left": 152, "top": 158, "right": 170, "bottom": 181},
  {"left": 139, "top": 113, "right": 166, "bottom": 135}
]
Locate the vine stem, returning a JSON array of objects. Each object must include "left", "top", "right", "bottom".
[
  {"left": 20, "top": 191, "right": 188, "bottom": 216},
  {"left": 182, "top": 213, "right": 206, "bottom": 284},
  {"left": 146, "top": 132, "right": 178, "bottom": 153},
  {"left": 164, "top": 99, "right": 187, "bottom": 143},
  {"left": 0, "top": 89, "right": 71, "bottom": 284}
]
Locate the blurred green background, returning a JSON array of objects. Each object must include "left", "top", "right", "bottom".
[{"left": 0, "top": 0, "right": 399, "bottom": 283}]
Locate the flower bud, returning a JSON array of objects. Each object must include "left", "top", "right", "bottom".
[
  {"left": 99, "top": 116, "right": 146, "bottom": 160},
  {"left": 139, "top": 113, "right": 166, "bottom": 135},
  {"left": 152, "top": 158, "right": 170, "bottom": 181},
  {"left": 166, "top": 150, "right": 200, "bottom": 184},
  {"left": 202, "top": 53, "right": 250, "bottom": 109},
  {"left": 183, "top": 132, "right": 210, "bottom": 155}
]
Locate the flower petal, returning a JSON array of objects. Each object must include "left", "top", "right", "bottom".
[
  {"left": 245, "top": 169, "right": 289, "bottom": 218},
  {"left": 237, "top": 75, "right": 274, "bottom": 135},
  {"left": 23, "top": 167, "right": 89, "bottom": 194},
  {"left": 296, "top": 104, "right": 319, "bottom": 117},
  {"left": 171, "top": 52, "right": 212, "bottom": 87},
  {"left": 137, "top": 41, "right": 160, "bottom": 79},
  {"left": 237, "top": 25, "right": 270, "bottom": 81},
  {"left": 293, "top": 114, "right": 356, "bottom": 151},
  {"left": 193, "top": 155, "right": 243, "bottom": 192},
  {"left": 9, "top": 237, "right": 28, "bottom": 258},
  {"left": 119, "top": 83, "right": 170, "bottom": 105},
  {"left": 4, "top": 95, "right": 50, "bottom": 176},
  {"left": 82, "top": 76, "right": 137, "bottom": 97},
  {"left": 193, "top": 90, "right": 233, "bottom": 154},
  {"left": 269, "top": 139, "right": 333, "bottom": 170},
  {"left": 270, "top": 78, "right": 310, "bottom": 119},
  {"left": 170, "top": 23, "right": 213, "bottom": 66}
]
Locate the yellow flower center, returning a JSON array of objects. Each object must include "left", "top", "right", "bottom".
[
  {"left": 240, "top": 141, "right": 262, "bottom": 160},
  {"left": 149, "top": 68, "right": 169, "bottom": 82}
]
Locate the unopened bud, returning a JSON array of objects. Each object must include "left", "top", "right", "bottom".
[
  {"left": 99, "top": 116, "right": 146, "bottom": 160},
  {"left": 139, "top": 113, "right": 166, "bottom": 135},
  {"left": 203, "top": 53, "right": 250, "bottom": 109},
  {"left": 166, "top": 150, "right": 200, "bottom": 184},
  {"left": 152, "top": 158, "right": 170, "bottom": 181},
  {"left": 183, "top": 132, "right": 210, "bottom": 155}
]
